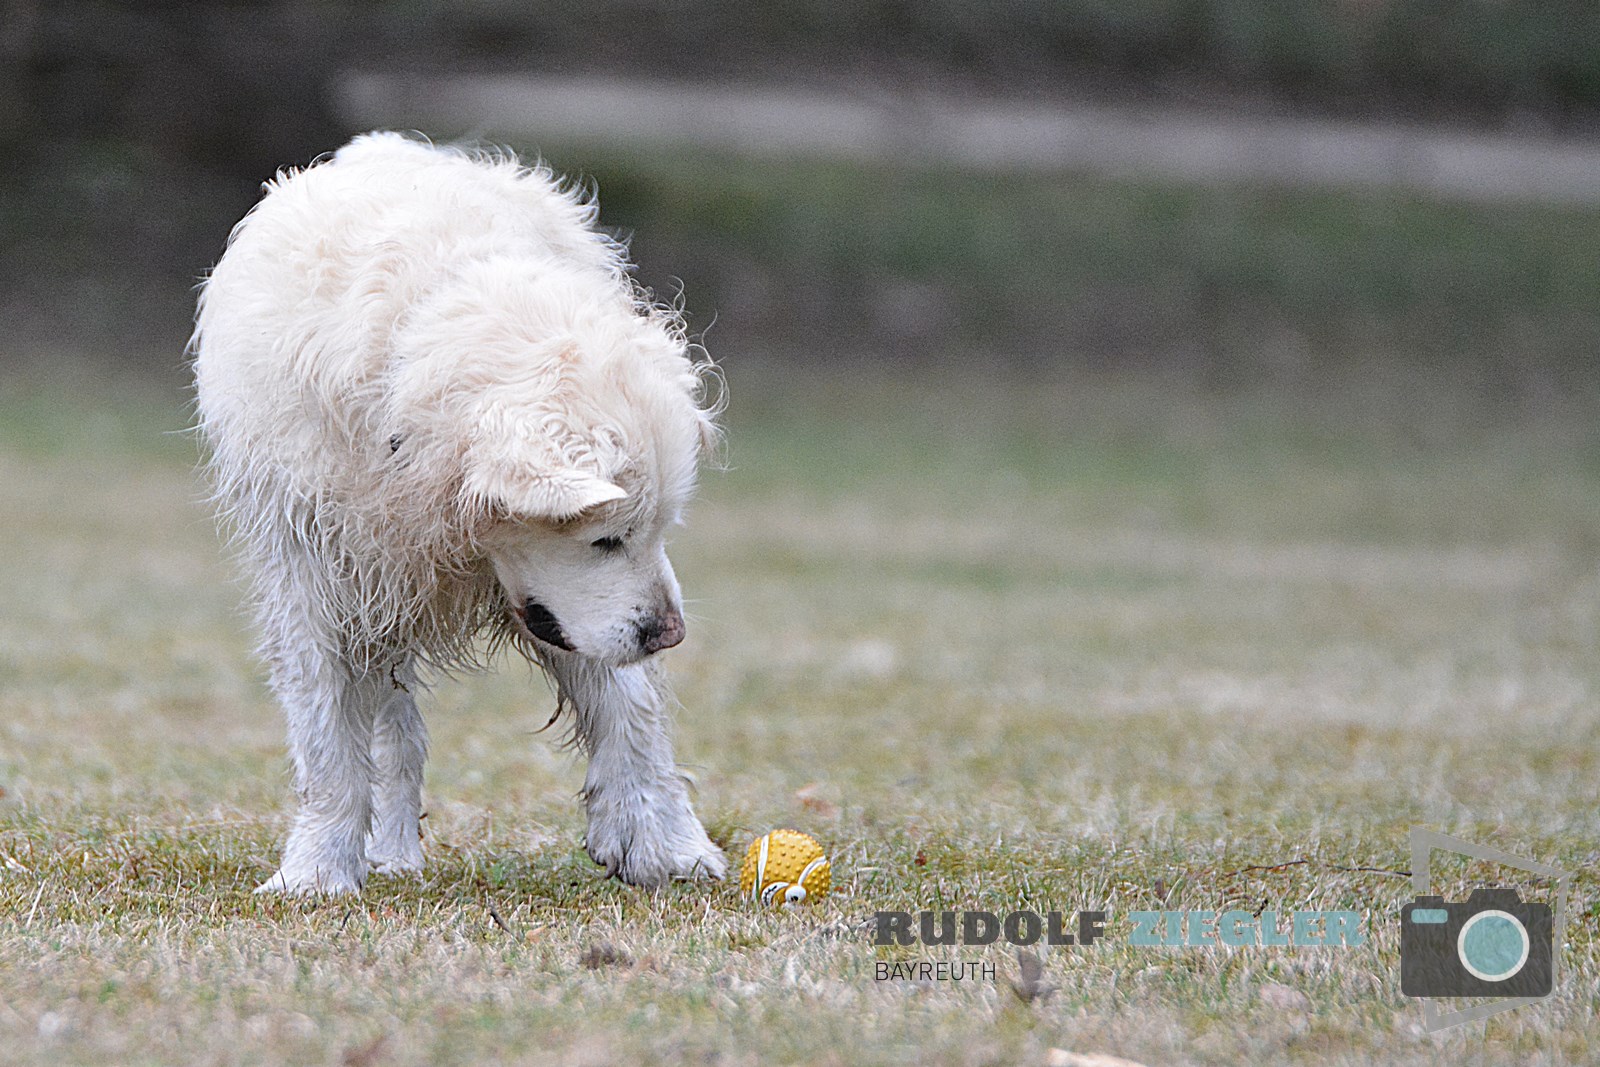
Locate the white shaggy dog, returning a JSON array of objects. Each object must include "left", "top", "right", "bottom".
[{"left": 192, "top": 132, "right": 727, "bottom": 894}]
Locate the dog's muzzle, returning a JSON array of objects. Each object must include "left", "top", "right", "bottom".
[
  {"left": 636, "top": 609, "right": 685, "bottom": 655},
  {"left": 522, "top": 600, "right": 574, "bottom": 651}
]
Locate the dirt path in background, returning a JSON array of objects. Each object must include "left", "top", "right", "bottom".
[{"left": 338, "top": 72, "right": 1600, "bottom": 206}]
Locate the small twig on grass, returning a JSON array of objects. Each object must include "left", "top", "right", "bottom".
[
  {"left": 487, "top": 901, "right": 516, "bottom": 937},
  {"left": 1229, "top": 859, "right": 1411, "bottom": 879}
]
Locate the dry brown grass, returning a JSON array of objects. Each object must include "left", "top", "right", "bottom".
[{"left": 0, "top": 359, "right": 1596, "bottom": 1065}]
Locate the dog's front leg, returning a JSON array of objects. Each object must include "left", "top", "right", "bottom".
[
  {"left": 257, "top": 649, "right": 375, "bottom": 896},
  {"left": 545, "top": 653, "right": 726, "bottom": 886},
  {"left": 367, "top": 657, "right": 428, "bottom": 875}
]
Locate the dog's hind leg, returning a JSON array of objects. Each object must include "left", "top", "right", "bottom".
[
  {"left": 544, "top": 652, "right": 727, "bottom": 887},
  {"left": 366, "top": 656, "right": 428, "bottom": 876}
]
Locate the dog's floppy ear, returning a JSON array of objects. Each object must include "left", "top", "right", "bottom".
[{"left": 464, "top": 446, "right": 626, "bottom": 521}]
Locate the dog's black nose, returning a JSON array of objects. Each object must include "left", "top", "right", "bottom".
[
  {"left": 523, "top": 600, "right": 574, "bottom": 651},
  {"left": 636, "top": 609, "right": 685, "bottom": 654}
]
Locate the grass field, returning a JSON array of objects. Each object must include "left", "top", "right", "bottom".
[
  {"left": 0, "top": 357, "right": 1597, "bottom": 1066},
  {"left": 572, "top": 145, "right": 1600, "bottom": 378}
]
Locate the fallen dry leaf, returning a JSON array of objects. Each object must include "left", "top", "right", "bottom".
[
  {"left": 1008, "top": 948, "right": 1056, "bottom": 1004},
  {"left": 793, "top": 782, "right": 840, "bottom": 819},
  {"left": 341, "top": 1034, "right": 389, "bottom": 1067},
  {"left": 580, "top": 941, "right": 632, "bottom": 969}
]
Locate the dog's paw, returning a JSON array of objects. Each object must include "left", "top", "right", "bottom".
[
  {"left": 366, "top": 832, "right": 425, "bottom": 877},
  {"left": 588, "top": 831, "right": 728, "bottom": 887},
  {"left": 366, "top": 853, "right": 425, "bottom": 879},
  {"left": 254, "top": 864, "right": 364, "bottom": 896},
  {"left": 585, "top": 792, "right": 727, "bottom": 887}
]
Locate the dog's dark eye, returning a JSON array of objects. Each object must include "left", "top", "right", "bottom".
[{"left": 591, "top": 536, "right": 624, "bottom": 553}]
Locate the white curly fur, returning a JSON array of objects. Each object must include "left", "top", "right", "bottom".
[{"left": 192, "top": 132, "right": 726, "bottom": 894}]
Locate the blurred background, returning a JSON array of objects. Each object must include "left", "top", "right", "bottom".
[{"left": 6, "top": 0, "right": 1600, "bottom": 397}]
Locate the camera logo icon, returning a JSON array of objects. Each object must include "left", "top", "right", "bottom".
[
  {"left": 1400, "top": 888, "right": 1553, "bottom": 998},
  {"left": 1403, "top": 828, "right": 1571, "bottom": 1032}
]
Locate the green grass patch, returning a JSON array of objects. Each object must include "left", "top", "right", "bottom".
[
  {"left": 1, "top": 360, "right": 1597, "bottom": 1064},
  {"left": 536, "top": 144, "right": 1600, "bottom": 374}
]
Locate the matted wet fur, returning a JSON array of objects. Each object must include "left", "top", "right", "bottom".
[{"left": 192, "top": 132, "right": 726, "bottom": 894}]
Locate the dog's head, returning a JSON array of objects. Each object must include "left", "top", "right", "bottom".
[
  {"left": 459, "top": 298, "right": 718, "bottom": 666},
  {"left": 477, "top": 463, "right": 691, "bottom": 665}
]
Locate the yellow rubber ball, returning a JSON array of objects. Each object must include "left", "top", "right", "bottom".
[{"left": 740, "top": 829, "right": 831, "bottom": 906}]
